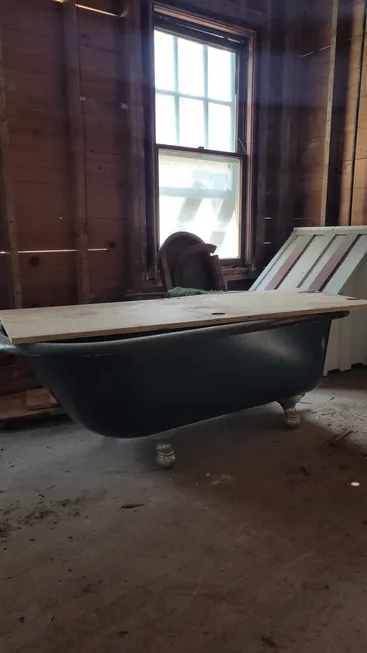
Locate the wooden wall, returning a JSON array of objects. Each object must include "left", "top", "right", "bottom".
[
  {"left": 283, "top": 0, "right": 367, "bottom": 230},
  {"left": 0, "top": 0, "right": 131, "bottom": 311},
  {"left": 0, "top": 0, "right": 281, "bottom": 399},
  {"left": 0, "top": 0, "right": 277, "bottom": 316},
  {"left": 339, "top": 0, "right": 367, "bottom": 225},
  {"left": 2, "top": 1, "right": 365, "bottom": 306}
]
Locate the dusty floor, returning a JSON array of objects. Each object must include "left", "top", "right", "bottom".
[{"left": 1, "top": 370, "right": 367, "bottom": 652}]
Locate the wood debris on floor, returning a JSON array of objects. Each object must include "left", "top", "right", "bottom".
[{"left": 0, "top": 389, "right": 61, "bottom": 424}]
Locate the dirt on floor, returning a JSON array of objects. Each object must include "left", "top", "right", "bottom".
[{"left": 1, "top": 369, "right": 367, "bottom": 652}]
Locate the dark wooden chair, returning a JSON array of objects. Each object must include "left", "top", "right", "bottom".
[{"left": 157, "top": 232, "right": 226, "bottom": 292}]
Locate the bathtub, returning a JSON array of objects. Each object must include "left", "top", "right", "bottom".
[{"left": 1, "top": 311, "right": 347, "bottom": 467}]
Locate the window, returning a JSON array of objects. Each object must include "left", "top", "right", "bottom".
[{"left": 148, "top": 8, "right": 256, "bottom": 265}]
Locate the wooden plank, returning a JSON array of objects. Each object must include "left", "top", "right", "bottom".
[
  {"left": 123, "top": 0, "right": 146, "bottom": 290},
  {"left": 12, "top": 181, "right": 73, "bottom": 251},
  {"left": 0, "top": 23, "right": 21, "bottom": 308},
  {"left": 308, "top": 233, "right": 360, "bottom": 290},
  {"left": 276, "top": 0, "right": 302, "bottom": 245},
  {"left": 79, "top": 42, "right": 120, "bottom": 87},
  {"left": 0, "top": 253, "right": 12, "bottom": 309},
  {"left": 1, "top": 0, "right": 62, "bottom": 39},
  {"left": 84, "top": 110, "right": 124, "bottom": 155},
  {"left": 77, "top": 10, "right": 121, "bottom": 53},
  {"left": 254, "top": 5, "right": 270, "bottom": 269},
  {"left": 19, "top": 251, "right": 78, "bottom": 308},
  {"left": 264, "top": 235, "right": 314, "bottom": 290},
  {"left": 1, "top": 290, "right": 366, "bottom": 345},
  {"left": 7, "top": 110, "right": 69, "bottom": 155},
  {"left": 160, "top": 0, "right": 267, "bottom": 26},
  {"left": 2, "top": 28, "right": 63, "bottom": 77},
  {"left": 5, "top": 70, "right": 65, "bottom": 115},
  {"left": 25, "top": 388, "right": 57, "bottom": 410},
  {"left": 342, "top": 157, "right": 367, "bottom": 188},
  {"left": 345, "top": 95, "right": 367, "bottom": 130},
  {"left": 340, "top": 187, "right": 367, "bottom": 223},
  {"left": 89, "top": 250, "right": 128, "bottom": 302},
  {"left": 343, "top": 126, "right": 367, "bottom": 160},
  {"left": 320, "top": 0, "right": 339, "bottom": 226},
  {"left": 250, "top": 231, "right": 298, "bottom": 290},
  {"left": 279, "top": 233, "right": 336, "bottom": 289},
  {"left": 300, "top": 0, "right": 335, "bottom": 54},
  {"left": 244, "top": 28, "right": 257, "bottom": 266},
  {"left": 87, "top": 217, "right": 124, "bottom": 250},
  {"left": 0, "top": 390, "right": 61, "bottom": 422},
  {"left": 63, "top": 0, "right": 90, "bottom": 303}
]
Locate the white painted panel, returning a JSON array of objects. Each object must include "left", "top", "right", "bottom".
[
  {"left": 298, "top": 235, "right": 343, "bottom": 289},
  {"left": 252, "top": 226, "right": 367, "bottom": 374},
  {"left": 352, "top": 260, "right": 367, "bottom": 365},
  {"left": 324, "top": 319, "right": 341, "bottom": 374},
  {"left": 279, "top": 233, "right": 334, "bottom": 289},
  {"left": 323, "top": 235, "right": 367, "bottom": 294},
  {"left": 250, "top": 232, "right": 297, "bottom": 290},
  {"left": 295, "top": 226, "right": 367, "bottom": 235},
  {"left": 337, "top": 277, "right": 353, "bottom": 372}
]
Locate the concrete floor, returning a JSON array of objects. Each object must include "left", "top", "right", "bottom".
[{"left": 1, "top": 370, "right": 367, "bottom": 652}]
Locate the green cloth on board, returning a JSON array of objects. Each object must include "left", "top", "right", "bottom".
[{"left": 167, "top": 287, "right": 221, "bottom": 298}]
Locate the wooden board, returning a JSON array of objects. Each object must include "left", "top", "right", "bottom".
[
  {"left": 0, "top": 389, "right": 61, "bottom": 423},
  {"left": 1, "top": 291, "right": 367, "bottom": 345}
]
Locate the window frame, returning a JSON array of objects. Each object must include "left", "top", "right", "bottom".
[{"left": 142, "top": 3, "right": 257, "bottom": 276}]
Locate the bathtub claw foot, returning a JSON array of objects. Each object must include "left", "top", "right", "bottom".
[
  {"left": 155, "top": 442, "right": 176, "bottom": 469},
  {"left": 279, "top": 395, "right": 303, "bottom": 429}
]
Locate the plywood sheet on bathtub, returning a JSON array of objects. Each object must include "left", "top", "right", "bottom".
[{"left": 1, "top": 291, "right": 367, "bottom": 345}]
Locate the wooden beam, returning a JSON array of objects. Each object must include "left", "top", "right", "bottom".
[
  {"left": 348, "top": 0, "right": 367, "bottom": 225},
  {"left": 0, "top": 23, "right": 22, "bottom": 308},
  {"left": 276, "top": 0, "right": 302, "bottom": 245},
  {"left": 63, "top": 0, "right": 90, "bottom": 304},
  {"left": 320, "top": 0, "right": 340, "bottom": 226},
  {"left": 123, "top": 0, "right": 147, "bottom": 292},
  {"left": 254, "top": 0, "right": 271, "bottom": 271}
]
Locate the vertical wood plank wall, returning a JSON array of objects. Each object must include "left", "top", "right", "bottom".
[
  {"left": 283, "top": 0, "right": 367, "bottom": 230},
  {"left": 0, "top": 0, "right": 278, "bottom": 313},
  {"left": 339, "top": 0, "right": 367, "bottom": 225},
  {"left": 294, "top": 0, "right": 337, "bottom": 229},
  {"left": 0, "top": 0, "right": 279, "bottom": 398},
  {"left": 0, "top": 0, "right": 132, "bottom": 310}
]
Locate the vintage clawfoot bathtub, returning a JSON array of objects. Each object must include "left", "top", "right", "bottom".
[{"left": 1, "top": 311, "right": 347, "bottom": 468}]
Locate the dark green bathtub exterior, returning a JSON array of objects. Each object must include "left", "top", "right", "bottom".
[{"left": 1, "top": 312, "right": 347, "bottom": 439}]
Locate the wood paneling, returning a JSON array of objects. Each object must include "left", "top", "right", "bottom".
[
  {"left": 0, "top": 0, "right": 280, "bottom": 396},
  {"left": 12, "top": 182, "right": 72, "bottom": 250},
  {"left": 338, "top": 0, "right": 367, "bottom": 226},
  {"left": 2, "top": 0, "right": 62, "bottom": 39},
  {"left": 19, "top": 252, "right": 78, "bottom": 308},
  {"left": 63, "top": 0, "right": 90, "bottom": 303},
  {"left": 160, "top": 0, "right": 268, "bottom": 27},
  {"left": 0, "top": 254, "right": 11, "bottom": 309},
  {"left": 89, "top": 249, "right": 128, "bottom": 302},
  {"left": 300, "top": 0, "right": 336, "bottom": 54},
  {"left": 0, "top": 22, "right": 22, "bottom": 308}
]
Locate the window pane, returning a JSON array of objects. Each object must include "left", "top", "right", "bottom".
[
  {"left": 156, "top": 93, "right": 177, "bottom": 145},
  {"left": 158, "top": 149, "right": 241, "bottom": 258},
  {"left": 178, "top": 37, "right": 204, "bottom": 96},
  {"left": 208, "top": 46, "right": 235, "bottom": 102},
  {"left": 179, "top": 98, "right": 204, "bottom": 148},
  {"left": 154, "top": 31, "right": 175, "bottom": 92},
  {"left": 209, "top": 103, "right": 232, "bottom": 151}
]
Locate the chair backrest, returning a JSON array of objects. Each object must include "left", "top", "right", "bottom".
[{"left": 158, "top": 232, "right": 226, "bottom": 292}]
